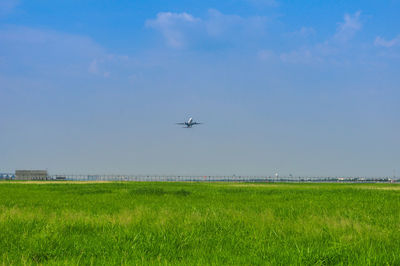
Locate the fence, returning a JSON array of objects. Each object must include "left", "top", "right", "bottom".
[{"left": 1, "top": 172, "right": 398, "bottom": 183}]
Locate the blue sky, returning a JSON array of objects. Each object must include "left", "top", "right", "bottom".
[{"left": 0, "top": 0, "right": 399, "bottom": 176}]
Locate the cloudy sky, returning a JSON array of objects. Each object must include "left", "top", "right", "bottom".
[{"left": 1, "top": 0, "right": 399, "bottom": 176}]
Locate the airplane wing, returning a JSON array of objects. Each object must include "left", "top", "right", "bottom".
[
  {"left": 192, "top": 122, "right": 202, "bottom": 125},
  {"left": 176, "top": 123, "right": 186, "bottom": 125}
]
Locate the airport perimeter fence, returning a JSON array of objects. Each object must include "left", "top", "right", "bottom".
[{"left": 1, "top": 173, "right": 398, "bottom": 183}]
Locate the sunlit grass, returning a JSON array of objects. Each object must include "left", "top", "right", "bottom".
[{"left": 0, "top": 182, "right": 399, "bottom": 265}]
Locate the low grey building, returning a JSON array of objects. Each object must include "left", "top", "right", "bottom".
[{"left": 15, "top": 170, "right": 48, "bottom": 180}]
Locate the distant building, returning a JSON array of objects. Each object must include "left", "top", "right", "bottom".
[{"left": 15, "top": 170, "right": 48, "bottom": 180}]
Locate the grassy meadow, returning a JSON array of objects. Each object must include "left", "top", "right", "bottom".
[{"left": 0, "top": 182, "right": 399, "bottom": 265}]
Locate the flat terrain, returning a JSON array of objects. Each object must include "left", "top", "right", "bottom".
[{"left": 0, "top": 182, "right": 399, "bottom": 265}]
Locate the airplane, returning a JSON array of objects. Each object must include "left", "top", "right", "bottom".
[{"left": 176, "top": 117, "right": 202, "bottom": 128}]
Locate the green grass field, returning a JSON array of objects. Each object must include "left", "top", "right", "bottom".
[{"left": 0, "top": 182, "right": 399, "bottom": 265}]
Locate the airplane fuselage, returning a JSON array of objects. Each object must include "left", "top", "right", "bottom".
[
  {"left": 177, "top": 117, "right": 201, "bottom": 128},
  {"left": 185, "top": 118, "right": 194, "bottom": 127}
]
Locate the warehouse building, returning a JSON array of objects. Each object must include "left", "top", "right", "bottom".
[{"left": 15, "top": 170, "right": 48, "bottom": 180}]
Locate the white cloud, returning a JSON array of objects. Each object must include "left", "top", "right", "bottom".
[
  {"left": 0, "top": 26, "right": 104, "bottom": 54},
  {"left": 146, "top": 10, "right": 268, "bottom": 48},
  {"left": 280, "top": 49, "right": 321, "bottom": 64},
  {"left": 145, "top": 12, "right": 200, "bottom": 48},
  {"left": 246, "top": 0, "right": 279, "bottom": 7},
  {"left": 205, "top": 9, "right": 267, "bottom": 38},
  {"left": 334, "top": 11, "right": 362, "bottom": 42},
  {"left": 291, "top": 27, "right": 316, "bottom": 38},
  {"left": 88, "top": 58, "right": 112, "bottom": 77},
  {"left": 258, "top": 49, "right": 274, "bottom": 60},
  {"left": 0, "top": 26, "right": 129, "bottom": 79},
  {"left": 0, "top": 0, "right": 19, "bottom": 16},
  {"left": 279, "top": 12, "right": 363, "bottom": 65},
  {"left": 205, "top": 9, "right": 243, "bottom": 37},
  {"left": 88, "top": 59, "right": 99, "bottom": 74},
  {"left": 374, "top": 35, "right": 400, "bottom": 48}
]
